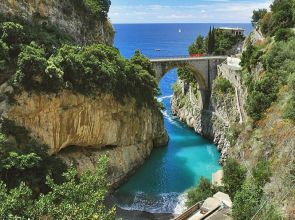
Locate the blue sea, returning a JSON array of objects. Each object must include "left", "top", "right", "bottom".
[{"left": 113, "top": 23, "right": 252, "bottom": 214}]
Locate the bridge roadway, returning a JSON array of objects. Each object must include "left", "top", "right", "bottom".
[
  {"left": 150, "top": 55, "right": 227, "bottom": 62},
  {"left": 149, "top": 55, "right": 227, "bottom": 109}
]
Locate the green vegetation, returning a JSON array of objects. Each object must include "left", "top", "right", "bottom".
[
  {"left": 71, "top": 0, "right": 111, "bottom": 19},
  {"left": 257, "top": 0, "right": 295, "bottom": 37},
  {"left": 231, "top": 160, "right": 272, "bottom": 220},
  {"left": 275, "top": 28, "right": 295, "bottom": 42},
  {"left": 0, "top": 155, "right": 115, "bottom": 219},
  {"left": 245, "top": 73, "right": 278, "bottom": 121},
  {"left": 0, "top": 119, "right": 66, "bottom": 195},
  {"left": 0, "top": 8, "right": 159, "bottom": 218},
  {"left": 232, "top": 179, "right": 263, "bottom": 220},
  {"left": 252, "top": 160, "right": 271, "bottom": 186},
  {"left": 222, "top": 158, "right": 247, "bottom": 198},
  {"left": 189, "top": 35, "right": 206, "bottom": 54},
  {"left": 188, "top": 27, "right": 244, "bottom": 55},
  {"left": 240, "top": 44, "right": 264, "bottom": 72},
  {"left": 177, "top": 67, "right": 199, "bottom": 99},
  {"left": 283, "top": 74, "right": 295, "bottom": 121},
  {"left": 241, "top": 7, "right": 295, "bottom": 120},
  {"left": 0, "top": 20, "right": 159, "bottom": 108},
  {"left": 213, "top": 76, "right": 234, "bottom": 94},
  {"left": 252, "top": 9, "right": 267, "bottom": 25},
  {"left": 0, "top": 120, "right": 114, "bottom": 219},
  {"left": 245, "top": 38, "right": 295, "bottom": 120},
  {"left": 214, "top": 30, "right": 244, "bottom": 55},
  {"left": 186, "top": 177, "right": 219, "bottom": 207}
]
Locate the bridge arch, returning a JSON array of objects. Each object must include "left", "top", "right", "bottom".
[
  {"left": 150, "top": 56, "right": 227, "bottom": 109},
  {"left": 157, "top": 64, "right": 209, "bottom": 109}
]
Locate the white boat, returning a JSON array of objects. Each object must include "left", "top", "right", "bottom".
[
  {"left": 155, "top": 48, "right": 161, "bottom": 51},
  {"left": 179, "top": 29, "right": 182, "bottom": 33}
]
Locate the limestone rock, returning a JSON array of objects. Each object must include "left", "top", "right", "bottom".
[
  {"left": 6, "top": 91, "right": 168, "bottom": 186},
  {"left": 0, "top": 0, "right": 114, "bottom": 45}
]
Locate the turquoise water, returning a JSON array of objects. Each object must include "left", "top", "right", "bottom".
[{"left": 113, "top": 23, "right": 252, "bottom": 213}]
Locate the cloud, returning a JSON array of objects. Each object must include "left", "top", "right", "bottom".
[{"left": 109, "top": 1, "right": 272, "bottom": 23}]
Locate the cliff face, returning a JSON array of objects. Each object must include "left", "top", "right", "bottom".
[
  {"left": 171, "top": 80, "right": 240, "bottom": 163},
  {"left": 2, "top": 87, "right": 168, "bottom": 186},
  {"left": 0, "top": 0, "right": 114, "bottom": 45}
]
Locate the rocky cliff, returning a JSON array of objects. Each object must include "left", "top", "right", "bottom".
[
  {"left": 0, "top": 0, "right": 114, "bottom": 45},
  {"left": 171, "top": 79, "right": 240, "bottom": 163},
  {"left": 0, "top": 83, "right": 168, "bottom": 186}
]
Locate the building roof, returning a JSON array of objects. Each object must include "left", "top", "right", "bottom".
[
  {"left": 213, "top": 192, "right": 233, "bottom": 208},
  {"left": 201, "top": 197, "right": 222, "bottom": 212}
]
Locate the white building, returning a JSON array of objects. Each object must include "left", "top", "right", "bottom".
[{"left": 217, "top": 27, "right": 245, "bottom": 36}]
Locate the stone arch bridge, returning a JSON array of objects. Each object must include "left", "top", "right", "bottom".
[{"left": 150, "top": 56, "right": 227, "bottom": 109}]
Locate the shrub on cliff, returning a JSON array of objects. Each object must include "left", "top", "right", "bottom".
[
  {"left": 284, "top": 74, "right": 295, "bottom": 121},
  {"left": 13, "top": 42, "right": 48, "bottom": 92},
  {"left": 222, "top": 158, "right": 247, "bottom": 198},
  {"left": 186, "top": 177, "right": 219, "bottom": 207},
  {"left": 256, "top": 0, "right": 295, "bottom": 36},
  {"left": 213, "top": 76, "right": 234, "bottom": 94},
  {"left": 73, "top": 0, "right": 111, "bottom": 19},
  {"left": 12, "top": 42, "right": 159, "bottom": 107},
  {"left": 0, "top": 156, "right": 115, "bottom": 219},
  {"left": 252, "top": 9, "right": 267, "bottom": 26},
  {"left": 274, "top": 28, "right": 295, "bottom": 42},
  {"left": 0, "top": 120, "right": 66, "bottom": 195},
  {"left": 30, "top": 156, "right": 116, "bottom": 219},
  {"left": 240, "top": 44, "right": 263, "bottom": 72},
  {"left": 246, "top": 74, "right": 278, "bottom": 121},
  {"left": 0, "top": 40, "right": 9, "bottom": 71},
  {"left": 50, "top": 44, "right": 158, "bottom": 106},
  {"left": 232, "top": 179, "right": 263, "bottom": 220},
  {"left": 252, "top": 160, "right": 271, "bottom": 186},
  {"left": 243, "top": 39, "right": 295, "bottom": 121},
  {"left": 177, "top": 67, "right": 199, "bottom": 99},
  {"left": 269, "top": 0, "right": 294, "bottom": 36},
  {"left": 189, "top": 35, "right": 205, "bottom": 55},
  {"left": 0, "top": 22, "right": 24, "bottom": 60}
]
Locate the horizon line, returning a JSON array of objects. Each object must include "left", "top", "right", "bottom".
[{"left": 112, "top": 22, "right": 252, "bottom": 25}]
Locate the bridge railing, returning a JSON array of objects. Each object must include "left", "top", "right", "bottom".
[
  {"left": 149, "top": 55, "right": 227, "bottom": 60},
  {"left": 148, "top": 55, "right": 190, "bottom": 59}
]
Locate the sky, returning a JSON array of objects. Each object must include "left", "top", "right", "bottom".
[{"left": 109, "top": 0, "right": 272, "bottom": 23}]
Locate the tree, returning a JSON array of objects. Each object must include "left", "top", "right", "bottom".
[
  {"left": 252, "top": 160, "right": 271, "bottom": 186},
  {"left": 0, "top": 156, "right": 116, "bottom": 219},
  {"left": 269, "top": 0, "right": 294, "bottom": 35},
  {"left": 212, "top": 27, "right": 216, "bottom": 54},
  {"left": 0, "top": 182, "right": 33, "bottom": 219},
  {"left": 222, "top": 158, "right": 247, "bottom": 197},
  {"left": 252, "top": 9, "right": 268, "bottom": 25},
  {"left": 274, "top": 28, "right": 294, "bottom": 42},
  {"left": 14, "top": 42, "right": 47, "bottom": 91},
  {"left": 0, "top": 22, "right": 24, "bottom": 59},
  {"left": 189, "top": 35, "right": 205, "bottom": 55},
  {"left": 0, "top": 22, "right": 24, "bottom": 46},
  {"left": 207, "top": 26, "right": 213, "bottom": 54},
  {"left": 284, "top": 74, "right": 295, "bottom": 121},
  {"left": 232, "top": 179, "right": 263, "bottom": 220},
  {"left": 83, "top": 0, "right": 111, "bottom": 18},
  {"left": 260, "top": 12, "right": 272, "bottom": 36},
  {"left": 130, "top": 50, "right": 156, "bottom": 76},
  {"left": 30, "top": 156, "right": 116, "bottom": 219},
  {"left": 186, "top": 177, "right": 218, "bottom": 207},
  {"left": 0, "top": 40, "right": 8, "bottom": 71}
]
